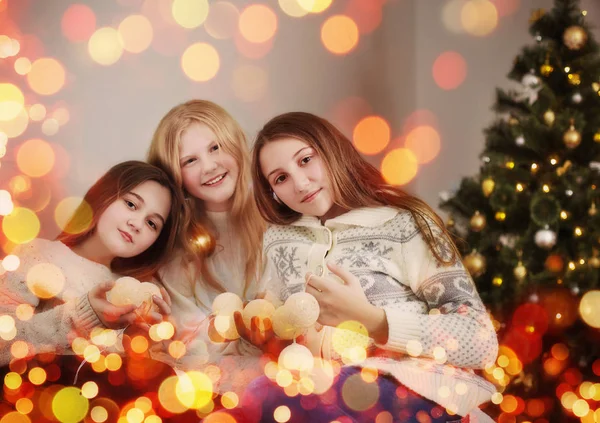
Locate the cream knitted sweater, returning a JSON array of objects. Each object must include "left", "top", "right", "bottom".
[
  {"left": 0, "top": 239, "right": 111, "bottom": 367},
  {"left": 263, "top": 206, "right": 499, "bottom": 417}
]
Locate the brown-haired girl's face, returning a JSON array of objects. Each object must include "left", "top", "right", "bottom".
[
  {"left": 95, "top": 180, "right": 171, "bottom": 259},
  {"left": 179, "top": 122, "right": 239, "bottom": 212},
  {"left": 260, "top": 137, "right": 334, "bottom": 218}
]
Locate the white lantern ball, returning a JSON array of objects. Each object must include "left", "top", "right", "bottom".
[
  {"left": 214, "top": 314, "right": 240, "bottom": 340},
  {"left": 211, "top": 292, "right": 243, "bottom": 316},
  {"left": 272, "top": 305, "right": 301, "bottom": 340},
  {"left": 106, "top": 277, "right": 162, "bottom": 314},
  {"left": 278, "top": 343, "right": 314, "bottom": 372},
  {"left": 284, "top": 292, "right": 320, "bottom": 328},
  {"left": 534, "top": 228, "right": 557, "bottom": 250},
  {"left": 242, "top": 299, "right": 275, "bottom": 330}
]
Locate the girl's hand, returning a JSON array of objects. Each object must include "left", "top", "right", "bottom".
[
  {"left": 304, "top": 262, "right": 389, "bottom": 343},
  {"left": 232, "top": 311, "right": 295, "bottom": 359},
  {"left": 88, "top": 280, "right": 137, "bottom": 328}
]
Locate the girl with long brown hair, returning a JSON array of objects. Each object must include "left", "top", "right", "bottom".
[
  {"left": 0, "top": 160, "right": 183, "bottom": 366},
  {"left": 241, "top": 112, "right": 498, "bottom": 422}
]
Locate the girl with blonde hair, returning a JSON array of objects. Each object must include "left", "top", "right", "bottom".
[{"left": 147, "top": 100, "right": 267, "bottom": 369}]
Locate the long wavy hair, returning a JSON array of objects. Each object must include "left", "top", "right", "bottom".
[
  {"left": 147, "top": 100, "right": 265, "bottom": 296},
  {"left": 56, "top": 160, "right": 185, "bottom": 281},
  {"left": 251, "top": 112, "right": 459, "bottom": 265}
]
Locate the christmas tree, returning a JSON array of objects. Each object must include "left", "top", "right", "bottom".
[{"left": 440, "top": 1, "right": 600, "bottom": 422}]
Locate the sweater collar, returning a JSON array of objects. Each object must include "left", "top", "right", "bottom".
[{"left": 290, "top": 206, "right": 399, "bottom": 229}]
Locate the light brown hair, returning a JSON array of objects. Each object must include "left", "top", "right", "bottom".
[
  {"left": 252, "top": 112, "right": 459, "bottom": 265},
  {"left": 147, "top": 100, "right": 265, "bottom": 295}
]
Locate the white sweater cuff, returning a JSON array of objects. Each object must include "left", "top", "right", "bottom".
[
  {"left": 73, "top": 294, "right": 103, "bottom": 337},
  {"left": 375, "top": 307, "right": 422, "bottom": 354}
]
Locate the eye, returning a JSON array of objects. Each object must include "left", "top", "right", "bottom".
[
  {"left": 125, "top": 199, "right": 136, "bottom": 210},
  {"left": 183, "top": 157, "right": 196, "bottom": 166},
  {"left": 274, "top": 174, "right": 287, "bottom": 185},
  {"left": 210, "top": 144, "right": 219, "bottom": 152},
  {"left": 147, "top": 220, "right": 158, "bottom": 230},
  {"left": 300, "top": 155, "right": 312, "bottom": 165}
]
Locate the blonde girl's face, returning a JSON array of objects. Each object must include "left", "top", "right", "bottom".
[
  {"left": 179, "top": 123, "right": 240, "bottom": 212},
  {"left": 260, "top": 137, "right": 335, "bottom": 218}
]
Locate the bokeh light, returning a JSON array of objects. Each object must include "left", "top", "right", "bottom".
[
  {"left": 279, "top": 0, "right": 309, "bottom": 18},
  {"left": 118, "top": 15, "right": 153, "bottom": 53},
  {"left": 175, "top": 371, "right": 213, "bottom": 410},
  {"left": 14, "top": 57, "right": 32, "bottom": 75},
  {"left": 52, "top": 387, "right": 89, "bottom": 423},
  {"left": 353, "top": 116, "right": 390, "bottom": 155},
  {"left": 461, "top": 0, "right": 499, "bottom": 37},
  {"left": 0, "top": 108, "right": 29, "bottom": 138},
  {"left": 2, "top": 207, "right": 40, "bottom": 244},
  {"left": 54, "top": 197, "right": 93, "bottom": 234},
  {"left": 29, "top": 104, "right": 46, "bottom": 121},
  {"left": 232, "top": 64, "right": 268, "bottom": 102},
  {"left": 27, "top": 262, "right": 65, "bottom": 299},
  {"left": 0, "top": 412, "right": 30, "bottom": 423},
  {"left": 42, "top": 118, "right": 60, "bottom": 136},
  {"left": 321, "top": 15, "right": 359, "bottom": 55},
  {"left": 2, "top": 254, "right": 19, "bottom": 271},
  {"left": 17, "top": 139, "right": 55, "bottom": 177},
  {"left": 239, "top": 4, "right": 278, "bottom": 44},
  {"left": 172, "top": 0, "right": 209, "bottom": 29},
  {"left": 433, "top": 51, "right": 467, "bottom": 90},
  {"left": 81, "top": 381, "right": 99, "bottom": 399},
  {"left": 88, "top": 27, "right": 124, "bottom": 66},
  {"left": 381, "top": 148, "right": 419, "bottom": 185},
  {"left": 341, "top": 373, "right": 380, "bottom": 411},
  {"left": 234, "top": 32, "right": 274, "bottom": 59},
  {"left": 442, "top": 0, "right": 467, "bottom": 34},
  {"left": 405, "top": 125, "right": 441, "bottom": 164},
  {"left": 205, "top": 1, "right": 239, "bottom": 39},
  {"left": 15, "top": 398, "right": 33, "bottom": 415},
  {"left": 52, "top": 107, "right": 70, "bottom": 126},
  {"left": 27, "top": 58, "right": 66, "bottom": 96},
  {"left": 28, "top": 367, "right": 47, "bottom": 385},
  {"left": 491, "top": 0, "right": 521, "bottom": 17},
  {"left": 181, "top": 42, "right": 220, "bottom": 82},
  {"left": 0, "top": 83, "right": 25, "bottom": 121},
  {"left": 62, "top": 4, "right": 96, "bottom": 42},
  {"left": 298, "top": 0, "right": 332, "bottom": 14},
  {"left": 273, "top": 405, "right": 291, "bottom": 422},
  {"left": 579, "top": 290, "right": 600, "bottom": 328}
]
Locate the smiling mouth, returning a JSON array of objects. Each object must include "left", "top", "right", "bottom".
[
  {"left": 119, "top": 230, "right": 133, "bottom": 243},
  {"left": 203, "top": 173, "right": 227, "bottom": 186},
  {"left": 302, "top": 189, "right": 321, "bottom": 203}
]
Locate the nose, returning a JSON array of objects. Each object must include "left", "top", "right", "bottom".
[
  {"left": 127, "top": 217, "right": 141, "bottom": 233},
  {"left": 200, "top": 155, "right": 218, "bottom": 174},
  {"left": 292, "top": 172, "right": 310, "bottom": 193}
]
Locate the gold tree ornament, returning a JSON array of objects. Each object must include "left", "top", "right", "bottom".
[
  {"left": 594, "top": 131, "right": 600, "bottom": 143},
  {"left": 563, "top": 25, "right": 588, "bottom": 50},
  {"left": 482, "top": 178, "right": 495, "bottom": 197},
  {"left": 563, "top": 120, "right": 581, "bottom": 149},
  {"left": 514, "top": 261, "right": 527, "bottom": 281},
  {"left": 590, "top": 250, "right": 600, "bottom": 268},
  {"left": 568, "top": 73, "right": 581, "bottom": 86},
  {"left": 593, "top": 82, "right": 600, "bottom": 92},
  {"left": 470, "top": 211, "right": 487, "bottom": 232},
  {"left": 529, "top": 9, "right": 545, "bottom": 24},
  {"left": 556, "top": 160, "right": 572, "bottom": 176},
  {"left": 540, "top": 52, "right": 554, "bottom": 76},
  {"left": 463, "top": 251, "right": 486, "bottom": 277},
  {"left": 589, "top": 202, "right": 597, "bottom": 217},
  {"left": 543, "top": 110, "right": 555, "bottom": 126}
]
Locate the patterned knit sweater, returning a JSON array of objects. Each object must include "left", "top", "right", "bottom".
[
  {"left": 263, "top": 206, "right": 499, "bottom": 417},
  {"left": 0, "top": 239, "right": 110, "bottom": 367}
]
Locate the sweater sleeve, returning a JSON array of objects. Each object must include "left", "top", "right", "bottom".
[
  {"left": 0, "top": 241, "right": 102, "bottom": 366},
  {"left": 377, "top": 216, "right": 498, "bottom": 369}
]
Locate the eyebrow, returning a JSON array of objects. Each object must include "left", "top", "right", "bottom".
[
  {"left": 128, "top": 191, "right": 166, "bottom": 225},
  {"left": 266, "top": 147, "right": 313, "bottom": 179}
]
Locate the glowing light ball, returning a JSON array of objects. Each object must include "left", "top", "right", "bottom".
[
  {"left": 579, "top": 290, "right": 600, "bottom": 328},
  {"left": 106, "top": 277, "right": 162, "bottom": 315},
  {"left": 284, "top": 292, "right": 320, "bottom": 328},
  {"left": 211, "top": 292, "right": 243, "bottom": 340},
  {"left": 242, "top": 299, "right": 275, "bottom": 330},
  {"left": 271, "top": 305, "right": 301, "bottom": 340},
  {"left": 278, "top": 343, "right": 314, "bottom": 372}
]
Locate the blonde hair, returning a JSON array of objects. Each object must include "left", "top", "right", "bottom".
[
  {"left": 148, "top": 100, "right": 265, "bottom": 296},
  {"left": 252, "top": 112, "right": 459, "bottom": 265}
]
